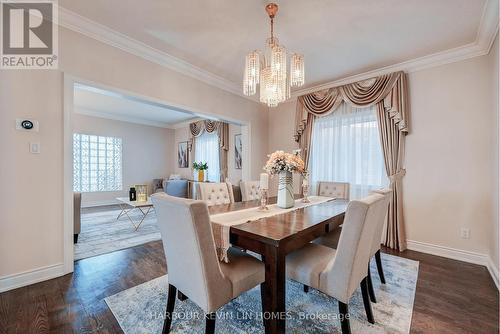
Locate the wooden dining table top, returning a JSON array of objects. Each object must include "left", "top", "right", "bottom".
[{"left": 208, "top": 196, "right": 349, "bottom": 246}]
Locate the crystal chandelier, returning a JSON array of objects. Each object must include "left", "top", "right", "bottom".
[{"left": 243, "top": 3, "right": 305, "bottom": 107}]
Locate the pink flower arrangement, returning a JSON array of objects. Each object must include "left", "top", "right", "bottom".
[{"left": 264, "top": 150, "right": 305, "bottom": 175}]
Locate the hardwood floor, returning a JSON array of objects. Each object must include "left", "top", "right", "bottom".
[{"left": 0, "top": 242, "right": 498, "bottom": 334}]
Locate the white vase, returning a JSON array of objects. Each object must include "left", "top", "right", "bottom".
[{"left": 277, "top": 171, "right": 294, "bottom": 208}]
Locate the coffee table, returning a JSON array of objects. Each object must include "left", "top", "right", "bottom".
[{"left": 116, "top": 197, "right": 154, "bottom": 231}]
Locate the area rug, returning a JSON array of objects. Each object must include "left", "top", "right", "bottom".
[
  {"left": 74, "top": 206, "right": 161, "bottom": 260},
  {"left": 105, "top": 253, "right": 418, "bottom": 333}
]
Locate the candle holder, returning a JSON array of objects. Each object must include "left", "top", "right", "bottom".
[
  {"left": 258, "top": 188, "right": 269, "bottom": 211},
  {"left": 302, "top": 184, "right": 310, "bottom": 203}
]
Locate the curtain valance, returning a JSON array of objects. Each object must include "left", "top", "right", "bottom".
[
  {"left": 295, "top": 71, "right": 409, "bottom": 143},
  {"left": 189, "top": 120, "right": 220, "bottom": 137}
]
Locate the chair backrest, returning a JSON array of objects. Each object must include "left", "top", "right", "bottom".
[
  {"left": 370, "top": 188, "right": 392, "bottom": 255},
  {"left": 151, "top": 193, "right": 231, "bottom": 312},
  {"left": 317, "top": 181, "right": 350, "bottom": 200},
  {"left": 198, "top": 182, "right": 234, "bottom": 206},
  {"left": 320, "top": 193, "right": 387, "bottom": 303},
  {"left": 240, "top": 181, "right": 260, "bottom": 201}
]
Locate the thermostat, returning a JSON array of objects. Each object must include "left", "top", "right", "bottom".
[{"left": 16, "top": 119, "right": 39, "bottom": 132}]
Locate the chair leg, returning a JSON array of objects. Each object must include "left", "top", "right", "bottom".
[
  {"left": 375, "top": 250, "right": 386, "bottom": 284},
  {"left": 360, "top": 277, "right": 375, "bottom": 324},
  {"left": 205, "top": 313, "right": 216, "bottom": 334},
  {"left": 338, "top": 302, "right": 351, "bottom": 334},
  {"left": 162, "top": 284, "right": 177, "bottom": 334},
  {"left": 303, "top": 285, "right": 309, "bottom": 293},
  {"left": 177, "top": 290, "right": 188, "bottom": 301},
  {"left": 367, "top": 265, "right": 377, "bottom": 303}
]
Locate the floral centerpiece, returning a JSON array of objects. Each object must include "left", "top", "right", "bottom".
[
  {"left": 192, "top": 161, "right": 208, "bottom": 182},
  {"left": 264, "top": 150, "right": 305, "bottom": 208}
]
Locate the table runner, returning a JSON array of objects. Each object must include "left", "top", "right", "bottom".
[{"left": 210, "top": 196, "right": 334, "bottom": 262}]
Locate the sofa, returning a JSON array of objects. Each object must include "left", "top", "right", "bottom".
[{"left": 163, "top": 179, "right": 189, "bottom": 198}]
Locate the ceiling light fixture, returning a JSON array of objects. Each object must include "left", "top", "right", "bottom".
[{"left": 243, "top": 3, "right": 305, "bottom": 107}]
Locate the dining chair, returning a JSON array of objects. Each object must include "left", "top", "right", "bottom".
[
  {"left": 198, "top": 181, "right": 235, "bottom": 206},
  {"left": 312, "top": 188, "right": 392, "bottom": 304},
  {"left": 317, "top": 181, "right": 350, "bottom": 199},
  {"left": 151, "top": 193, "right": 266, "bottom": 334},
  {"left": 369, "top": 188, "right": 392, "bottom": 286},
  {"left": 240, "top": 180, "right": 260, "bottom": 201},
  {"left": 286, "top": 193, "right": 388, "bottom": 334}
]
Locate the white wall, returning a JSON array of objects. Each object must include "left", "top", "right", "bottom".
[
  {"left": 266, "top": 46, "right": 499, "bottom": 268},
  {"left": 489, "top": 33, "right": 499, "bottom": 276},
  {"left": 0, "top": 26, "right": 268, "bottom": 287},
  {"left": 405, "top": 51, "right": 495, "bottom": 257},
  {"left": 72, "top": 113, "right": 174, "bottom": 207}
]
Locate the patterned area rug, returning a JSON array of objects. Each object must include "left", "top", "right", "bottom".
[
  {"left": 105, "top": 253, "right": 418, "bottom": 333},
  {"left": 74, "top": 206, "right": 161, "bottom": 260}
]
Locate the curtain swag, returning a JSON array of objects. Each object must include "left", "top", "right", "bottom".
[
  {"left": 189, "top": 120, "right": 229, "bottom": 181},
  {"left": 294, "top": 71, "right": 410, "bottom": 251},
  {"left": 295, "top": 71, "right": 409, "bottom": 143}
]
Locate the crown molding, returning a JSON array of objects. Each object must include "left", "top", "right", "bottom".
[
  {"left": 58, "top": 2, "right": 498, "bottom": 102},
  {"left": 291, "top": 0, "right": 499, "bottom": 98},
  {"left": 58, "top": 7, "right": 248, "bottom": 100}
]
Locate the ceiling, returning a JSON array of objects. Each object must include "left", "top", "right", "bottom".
[
  {"left": 60, "top": 0, "right": 491, "bottom": 92},
  {"left": 74, "top": 84, "right": 198, "bottom": 127}
]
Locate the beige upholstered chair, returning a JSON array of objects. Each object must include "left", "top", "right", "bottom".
[
  {"left": 240, "top": 181, "right": 260, "bottom": 201},
  {"left": 368, "top": 188, "right": 392, "bottom": 286},
  {"left": 198, "top": 181, "right": 235, "bottom": 206},
  {"left": 317, "top": 181, "right": 350, "bottom": 199},
  {"left": 286, "top": 193, "right": 388, "bottom": 333},
  {"left": 151, "top": 193, "right": 265, "bottom": 334},
  {"left": 314, "top": 188, "right": 392, "bottom": 303}
]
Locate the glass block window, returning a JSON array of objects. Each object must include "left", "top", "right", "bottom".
[{"left": 73, "top": 133, "right": 123, "bottom": 192}]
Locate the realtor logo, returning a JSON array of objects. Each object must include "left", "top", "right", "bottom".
[{"left": 1, "top": 0, "right": 58, "bottom": 69}]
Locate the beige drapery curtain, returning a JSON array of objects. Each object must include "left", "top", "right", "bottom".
[
  {"left": 295, "top": 71, "right": 409, "bottom": 251},
  {"left": 189, "top": 120, "right": 229, "bottom": 182}
]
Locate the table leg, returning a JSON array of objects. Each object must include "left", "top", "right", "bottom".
[
  {"left": 134, "top": 206, "right": 152, "bottom": 231},
  {"left": 261, "top": 246, "right": 286, "bottom": 334},
  {"left": 116, "top": 203, "right": 128, "bottom": 220}
]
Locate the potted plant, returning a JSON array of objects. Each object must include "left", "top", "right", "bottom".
[
  {"left": 264, "top": 150, "right": 305, "bottom": 208},
  {"left": 192, "top": 161, "right": 208, "bottom": 182}
]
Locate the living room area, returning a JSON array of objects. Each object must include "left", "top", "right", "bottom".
[{"left": 72, "top": 82, "right": 245, "bottom": 260}]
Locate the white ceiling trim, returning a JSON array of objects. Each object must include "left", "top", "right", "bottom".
[
  {"left": 58, "top": 7, "right": 245, "bottom": 99},
  {"left": 74, "top": 106, "right": 177, "bottom": 129},
  {"left": 291, "top": 0, "right": 499, "bottom": 97},
  {"left": 58, "top": 1, "right": 498, "bottom": 102}
]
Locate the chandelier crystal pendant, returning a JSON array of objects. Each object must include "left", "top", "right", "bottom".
[{"left": 243, "top": 3, "right": 305, "bottom": 107}]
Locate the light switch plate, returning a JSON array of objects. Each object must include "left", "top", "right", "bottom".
[
  {"left": 29, "top": 142, "right": 40, "bottom": 154},
  {"left": 16, "top": 119, "right": 39, "bottom": 132}
]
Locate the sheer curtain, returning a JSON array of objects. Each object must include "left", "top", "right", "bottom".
[
  {"left": 309, "top": 102, "right": 388, "bottom": 199},
  {"left": 195, "top": 131, "right": 220, "bottom": 182}
]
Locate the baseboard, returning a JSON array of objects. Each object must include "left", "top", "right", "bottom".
[
  {"left": 406, "top": 239, "right": 498, "bottom": 289},
  {"left": 487, "top": 257, "right": 500, "bottom": 290},
  {"left": 0, "top": 263, "right": 65, "bottom": 293}
]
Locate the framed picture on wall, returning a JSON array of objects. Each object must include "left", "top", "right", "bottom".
[
  {"left": 178, "top": 141, "right": 189, "bottom": 168},
  {"left": 234, "top": 134, "right": 242, "bottom": 169}
]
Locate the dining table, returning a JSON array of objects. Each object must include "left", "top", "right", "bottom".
[{"left": 208, "top": 196, "right": 348, "bottom": 334}]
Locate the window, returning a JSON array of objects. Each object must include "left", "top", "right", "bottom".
[
  {"left": 195, "top": 131, "right": 220, "bottom": 182},
  {"left": 309, "top": 103, "right": 388, "bottom": 199},
  {"left": 73, "top": 133, "right": 123, "bottom": 192}
]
